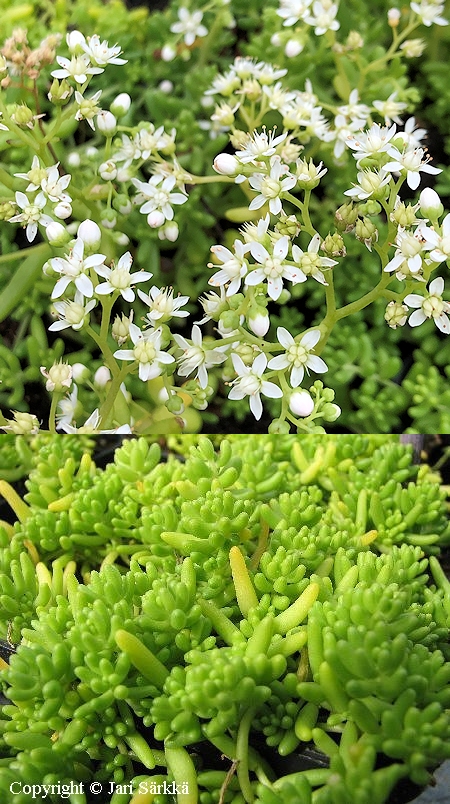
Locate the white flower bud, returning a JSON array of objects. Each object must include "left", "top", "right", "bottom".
[
  {"left": 85, "top": 146, "right": 98, "bottom": 159},
  {"left": 99, "top": 160, "right": 118, "bottom": 181},
  {"left": 101, "top": 209, "right": 117, "bottom": 229},
  {"left": 147, "top": 210, "right": 165, "bottom": 228},
  {"left": 94, "top": 366, "right": 111, "bottom": 387},
  {"left": 46, "top": 221, "right": 71, "bottom": 247},
  {"left": 66, "top": 31, "right": 86, "bottom": 54},
  {"left": 419, "top": 187, "right": 443, "bottom": 219},
  {"left": 285, "top": 39, "right": 303, "bottom": 58},
  {"left": 54, "top": 201, "right": 72, "bottom": 219},
  {"left": 158, "top": 221, "right": 179, "bottom": 241},
  {"left": 116, "top": 167, "right": 131, "bottom": 183},
  {"left": 67, "top": 151, "right": 81, "bottom": 168},
  {"left": 270, "top": 33, "right": 282, "bottom": 46},
  {"left": 96, "top": 111, "right": 117, "bottom": 135},
  {"left": 112, "top": 232, "right": 130, "bottom": 246},
  {"left": 110, "top": 93, "right": 131, "bottom": 118},
  {"left": 72, "top": 362, "right": 89, "bottom": 381},
  {"left": 161, "top": 44, "right": 176, "bottom": 62},
  {"left": 248, "top": 311, "right": 270, "bottom": 337},
  {"left": 387, "top": 7, "right": 401, "bottom": 26},
  {"left": 159, "top": 80, "right": 174, "bottom": 94},
  {"left": 77, "top": 219, "right": 101, "bottom": 249},
  {"left": 289, "top": 389, "right": 314, "bottom": 417},
  {"left": 213, "top": 153, "right": 240, "bottom": 175}
]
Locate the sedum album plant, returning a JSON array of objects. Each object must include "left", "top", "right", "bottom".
[
  {"left": 0, "top": 0, "right": 449, "bottom": 433},
  {"left": 0, "top": 434, "right": 450, "bottom": 804}
]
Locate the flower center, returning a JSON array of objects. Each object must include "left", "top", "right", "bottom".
[
  {"left": 110, "top": 268, "right": 131, "bottom": 290},
  {"left": 261, "top": 177, "right": 281, "bottom": 198},
  {"left": 239, "top": 374, "right": 261, "bottom": 395},
  {"left": 287, "top": 343, "right": 308, "bottom": 366},
  {"left": 299, "top": 253, "right": 320, "bottom": 274},
  {"left": 134, "top": 340, "right": 157, "bottom": 363},
  {"left": 423, "top": 294, "right": 444, "bottom": 318},
  {"left": 66, "top": 302, "right": 85, "bottom": 324},
  {"left": 401, "top": 235, "right": 423, "bottom": 257},
  {"left": 263, "top": 257, "right": 284, "bottom": 278}
]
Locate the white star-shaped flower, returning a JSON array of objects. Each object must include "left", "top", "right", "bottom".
[
  {"left": 248, "top": 156, "right": 297, "bottom": 215},
  {"left": 81, "top": 35, "right": 127, "bottom": 66},
  {"left": 174, "top": 325, "right": 228, "bottom": 388},
  {"left": 114, "top": 323, "right": 175, "bottom": 381},
  {"left": 384, "top": 146, "right": 441, "bottom": 190},
  {"left": 132, "top": 175, "right": 187, "bottom": 224},
  {"left": 228, "top": 352, "right": 282, "bottom": 420},
  {"left": 268, "top": 327, "right": 327, "bottom": 386},
  {"left": 209, "top": 240, "right": 251, "bottom": 296},
  {"left": 95, "top": 251, "right": 152, "bottom": 302},
  {"left": 426, "top": 213, "right": 450, "bottom": 264},
  {"left": 9, "top": 191, "right": 53, "bottom": 242},
  {"left": 170, "top": 8, "right": 208, "bottom": 46},
  {"left": 292, "top": 234, "right": 338, "bottom": 285},
  {"left": 49, "top": 291, "right": 96, "bottom": 331},
  {"left": 404, "top": 277, "right": 450, "bottom": 333},
  {"left": 138, "top": 286, "right": 190, "bottom": 323},
  {"left": 50, "top": 238, "right": 107, "bottom": 298},
  {"left": 51, "top": 54, "right": 103, "bottom": 83},
  {"left": 246, "top": 236, "right": 305, "bottom": 301}
]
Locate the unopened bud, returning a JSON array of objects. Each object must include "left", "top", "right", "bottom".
[
  {"left": 147, "top": 210, "right": 165, "bottom": 228},
  {"left": 54, "top": 201, "right": 72, "bottom": 220},
  {"left": 387, "top": 8, "right": 401, "bottom": 26},
  {"left": 66, "top": 30, "right": 86, "bottom": 54},
  {"left": 11, "top": 104, "right": 34, "bottom": 127},
  {"left": 213, "top": 153, "right": 240, "bottom": 175},
  {"left": 248, "top": 310, "right": 270, "bottom": 337},
  {"left": 166, "top": 393, "right": 185, "bottom": 415},
  {"left": 355, "top": 217, "right": 378, "bottom": 245},
  {"left": 419, "top": 187, "right": 443, "bottom": 219},
  {"left": 322, "top": 402, "right": 341, "bottom": 422},
  {"left": 335, "top": 202, "right": 358, "bottom": 232},
  {"left": 46, "top": 221, "right": 71, "bottom": 247},
  {"left": 113, "top": 194, "right": 132, "bottom": 215},
  {"left": 94, "top": 366, "right": 111, "bottom": 387},
  {"left": 99, "top": 160, "right": 118, "bottom": 181},
  {"left": 400, "top": 38, "right": 425, "bottom": 58},
  {"left": 101, "top": 209, "right": 117, "bottom": 229},
  {"left": 110, "top": 93, "right": 131, "bottom": 118},
  {"left": 285, "top": 39, "right": 303, "bottom": 58},
  {"left": 77, "top": 219, "right": 101, "bottom": 249},
  {"left": 161, "top": 44, "right": 176, "bottom": 62},
  {"left": 289, "top": 390, "right": 314, "bottom": 417},
  {"left": 158, "top": 221, "right": 179, "bottom": 242},
  {"left": 96, "top": 110, "right": 117, "bottom": 135},
  {"left": 275, "top": 213, "right": 301, "bottom": 238}
]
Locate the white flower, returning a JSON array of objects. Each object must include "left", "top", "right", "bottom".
[
  {"left": 74, "top": 89, "right": 103, "bottom": 129},
  {"left": 404, "top": 277, "right": 450, "bottom": 333},
  {"left": 138, "top": 286, "right": 190, "bottom": 323},
  {"left": 173, "top": 325, "right": 228, "bottom": 389},
  {"left": 228, "top": 352, "right": 282, "bottom": 420},
  {"left": 114, "top": 323, "right": 175, "bottom": 381},
  {"left": 56, "top": 384, "right": 79, "bottom": 427},
  {"left": 137, "top": 124, "right": 168, "bottom": 158},
  {"left": 50, "top": 238, "right": 107, "bottom": 298},
  {"left": 113, "top": 134, "right": 142, "bottom": 167},
  {"left": 132, "top": 175, "right": 187, "bottom": 223},
  {"left": 95, "top": 251, "right": 152, "bottom": 302},
  {"left": 345, "top": 122, "right": 397, "bottom": 163},
  {"left": 59, "top": 408, "right": 132, "bottom": 433},
  {"left": 9, "top": 191, "right": 52, "bottom": 242},
  {"left": 14, "top": 155, "right": 47, "bottom": 191},
  {"left": 248, "top": 156, "right": 297, "bottom": 215},
  {"left": 372, "top": 92, "right": 407, "bottom": 125},
  {"left": 40, "top": 361, "right": 73, "bottom": 392},
  {"left": 40, "top": 164, "right": 71, "bottom": 203},
  {"left": 427, "top": 213, "right": 450, "bottom": 263},
  {"left": 235, "top": 129, "right": 287, "bottom": 164},
  {"left": 51, "top": 54, "right": 103, "bottom": 83},
  {"left": 246, "top": 236, "right": 304, "bottom": 301},
  {"left": 410, "top": 1, "right": 448, "bottom": 26},
  {"left": 1, "top": 411, "right": 40, "bottom": 434},
  {"left": 197, "top": 286, "right": 227, "bottom": 324},
  {"left": 344, "top": 168, "right": 391, "bottom": 200},
  {"left": 383, "top": 146, "right": 441, "bottom": 190},
  {"left": 81, "top": 35, "right": 127, "bottom": 66},
  {"left": 396, "top": 117, "right": 427, "bottom": 150},
  {"left": 304, "top": 1, "right": 340, "bottom": 34},
  {"left": 170, "top": 8, "right": 208, "bottom": 46},
  {"left": 209, "top": 240, "right": 251, "bottom": 296},
  {"left": 384, "top": 225, "right": 431, "bottom": 278},
  {"left": 337, "top": 89, "right": 371, "bottom": 124},
  {"left": 49, "top": 291, "right": 96, "bottom": 331},
  {"left": 277, "top": 0, "right": 313, "bottom": 26},
  {"left": 292, "top": 234, "right": 338, "bottom": 285},
  {"left": 268, "top": 328, "right": 327, "bottom": 386}
]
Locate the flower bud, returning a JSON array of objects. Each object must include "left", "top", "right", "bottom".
[
  {"left": 166, "top": 393, "right": 185, "bottom": 415},
  {"left": 54, "top": 201, "right": 72, "bottom": 220},
  {"left": 67, "top": 151, "right": 81, "bottom": 168},
  {"left": 159, "top": 80, "right": 174, "bottom": 93},
  {"left": 0, "top": 201, "right": 16, "bottom": 221},
  {"left": 72, "top": 362, "right": 90, "bottom": 381},
  {"left": 289, "top": 389, "right": 314, "bottom": 417},
  {"left": 147, "top": 210, "right": 165, "bottom": 228},
  {"left": 384, "top": 300, "right": 408, "bottom": 329},
  {"left": 270, "top": 33, "right": 282, "bottom": 47},
  {"left": 285, "top": 39, "right": 303, "bottom": 58},
  {"left": 101, "top": 209, "right": 117, "bottom": 229},
  {"left": 158, "top": 221, "right": 179, "bottom": 242},
  {"left": 268, "top": 418, "right": 290, "bottom": 434},
  {"left": 419, "top": 187, "right": 443, "bottom": 219},
  {"left": 94, "top": 366, "right": 111, "bottom": 387},
  {"left": 346, "top": 31, "right": 363, "bottom": 49},
  {"left": 161, "top": 44, "right": 176, "bottom": 62},
  {"left": 213, "top": 153, "right": 240, "bottom": 175},
  {"left": 113, "top": 194, "right": 132, "bottom": 215},
  {"left": 40, "top": 361, "right": 73, "bottom": 392},
  {"left": 112, "top": 312, "right": 133, "bottom": 345},
  {"left": 11, "top": 104, "right": 34, "bottom": 127},
  {"left": 96, "top": 111, "right": 117, "bottom": 135},
  {"left": 66, "top": 30, "right": 86, "bottom": 54},
  {"left": 220, "top": 309, "right": 241, "bottom": 332},
  {"left": 77, "top": 219, "right": 102, "bottom": 249},
  {"left": 355, "top": 217, "right": 378, "bottom": 248},
  {"left": 110, "top": 93, "right": 131, "bottom": 118},
  {"left": 390, "top": 201, "right": 419, "bottom": 227},
  {"left": 48, "top": 78, "right": 73, "bottom": 105},
  {"left": 99, "top": 160, "right": 118, "bottom": 181},
  {"left": 387, "top": 7, "right": 401, "bottom": 26},
  {"left": 322, "top": 402, "right": 341, "bottom": 422},
  {"left": 248, "top": 309, "right": 270, "bottom": 337},
  {"left": 46, "top": 221, "right": 71, "bottom": 247},
  {"left": 116, "top": 167, "right": 131, "bottom": 183}
]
